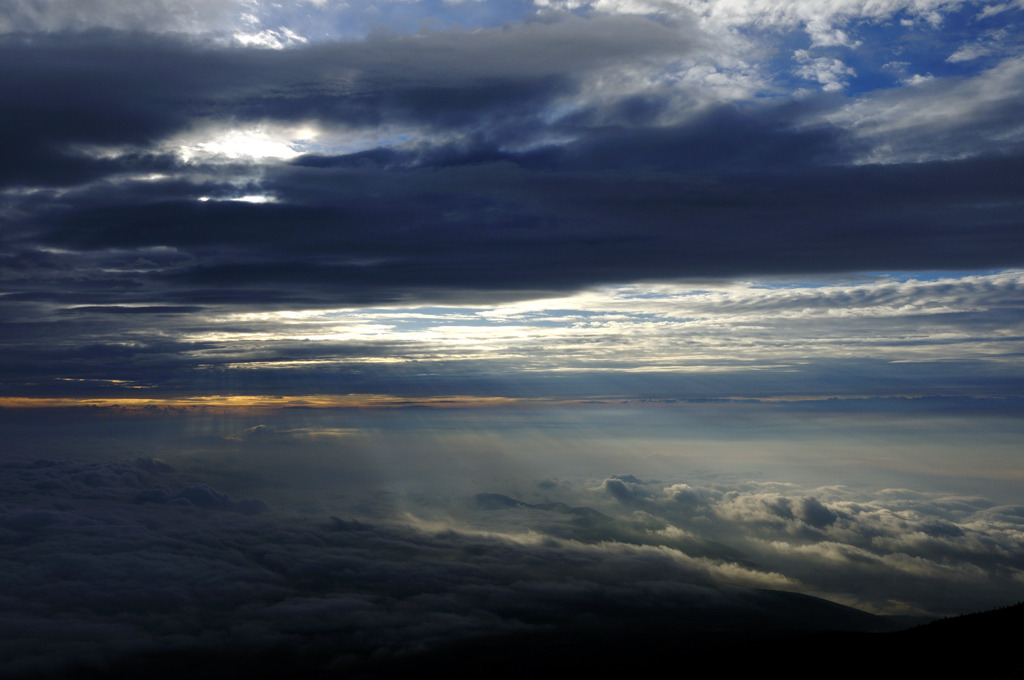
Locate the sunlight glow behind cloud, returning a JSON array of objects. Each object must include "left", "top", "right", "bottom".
[
  {"left": 140, "top": 270, "right": 1024, "bottom": 378},
  {"left": 172, "top": 124, "right": 321, "bottom": 162}
]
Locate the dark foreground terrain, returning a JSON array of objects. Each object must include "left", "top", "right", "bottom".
[{"left": 32, "top": 599, "right": 1023, "bottom": 679}]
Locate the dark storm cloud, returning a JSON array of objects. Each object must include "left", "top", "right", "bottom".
[
  {"left": 2, "top": 19, "right": 1021, "bottom": 313},
  {"left": 15, "top": 139, "right": 1024, "bottom": 309},
  {"left": 1, "top": 16, "right": 1022, "bottom": 404},
  {"left": 0, "top": 15, "right": 690, "bottom": 183},
  {"left": 269, "top": 138, "right": 1023, "bottom": 288}
]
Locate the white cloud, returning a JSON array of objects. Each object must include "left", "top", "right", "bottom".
[
  {"left": 805, "top": 21, "right": 861, "bottom": 48},
  {"left": 947, "top": 27, "right": 1011, "bottom": 63},
  {"left": 537, "top": 0, "right": 967, "bottom": 44},
  {"left": 818, "top": 55, "right": 1024, "bottom": 162},
  {"left": 233, "top": 25, "right": 309, "bottom": 49},
  {"left": 198, "top": 193, "right": 278, "bottom": 203},
  {"left": 902, "top": 73, "right": 935, "bottom": 85},
  {"left": 581, "top": 475, "right": 1024, "bottom": 614},
  {"left": 0, "top": 0, "right": 253, "bottom": 35},
  {"left": 977, "top": 1, "right": 1024, "bottom": 19},
  {"left": 168, "top": 123, "right": 322, "bottom": 163},
  {"left": 794, "top": 49, "right": 856, "bottom": 91},
  {"left": 181, "top": 270, "right": 1024, "bottom": 376},
  {"left": 947, "top": 43, "right": 995, "bottom": 62}
]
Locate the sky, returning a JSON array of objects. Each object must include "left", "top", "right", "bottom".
[{"left": 1, "top": 0, "right": 1024, "bottom": 674}]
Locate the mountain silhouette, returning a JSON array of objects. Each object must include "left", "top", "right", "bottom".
[{"left": 39, "top": 601, "right": 1023, "bottom": 679}]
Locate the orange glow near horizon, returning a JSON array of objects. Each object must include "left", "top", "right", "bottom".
[
  {"left": 0, "top": 392, "right": 977, "bottom": 414},
  {"left": 0, "top": 393, "right": 582, "bottom": 413}
]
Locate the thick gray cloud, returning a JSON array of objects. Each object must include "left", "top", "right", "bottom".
[
  {"left": 2, "top": 18, "right": 1021, "bottom": 304},
  {"left": 0, "top": 15, "right": 693, "bottom": 182},
  {"left": 0, "top": 454, "right": 897, "bottom": 677},
  {"left": 3, "top": 447, "right": 1022, "bottom": 676},
  {"left": 0, "top": 16, "right": 1021, "bottom": 404}
]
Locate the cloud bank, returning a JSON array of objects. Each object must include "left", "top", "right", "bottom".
[{"left": 3, "top": 451, "right": 1022, "bottom": 676}]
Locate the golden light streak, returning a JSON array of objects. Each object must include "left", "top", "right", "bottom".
[
  {"left": 0, "top": 392, "right": 993, "bottom": 412},
  {"left": 0, "top": 394, "right": 577, "bottom": 413}
]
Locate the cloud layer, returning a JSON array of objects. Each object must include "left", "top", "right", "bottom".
[
  {"left": 4, "top": 450, "right": 1023, "bottom": 676},
  {"left": 2, "top": 12, "right": 1021, "bottom": 399}
]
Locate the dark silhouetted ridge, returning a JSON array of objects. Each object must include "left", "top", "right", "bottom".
[{"left": 31, "top": 600, "right": 1024, "bottom": 680}]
